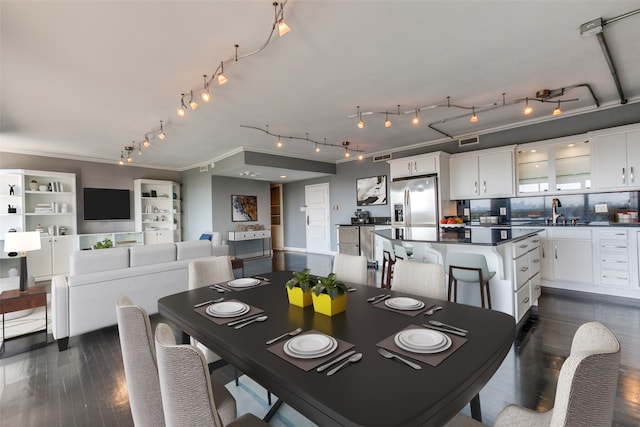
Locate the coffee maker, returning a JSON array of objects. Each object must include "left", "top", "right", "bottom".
[{"left": 353, "top": 209, "right": 370, "bottom": 223}]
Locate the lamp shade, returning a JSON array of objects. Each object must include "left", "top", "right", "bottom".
[{"left": 4, "top": 231, "right": 42, "bottom": 253}]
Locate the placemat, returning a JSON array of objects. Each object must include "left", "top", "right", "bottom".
[
  {"left": 194, "top": 300, "right": 264, "bottom": 325},
  {"left": 267, "top": 329, "right": 355, "bottom": 372},
  {"left": 371, "top": 297, "right": 431, "bottom": 317},
  {"left": 213, "top": 278, "right": 271, "bottom": 292},
  {"left": 377, "top": 324, "right": 467, "bottom": 367}
]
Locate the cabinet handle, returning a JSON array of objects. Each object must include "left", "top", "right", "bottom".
[
  {"left": 622, "top": 167, "right": 626, "bottom": 184},
  {"left": 413, "top": 161, "right": 418, "bottom": 174},
  {"left": 554, "top": 244, "right": 558, "bottom": 260},
  {"left": 519, "top": 244, "right": 528, "bottom": 249},
  {"left": 630, "top": 166, "right": 634, "bottom": 183},
  {"left": 407, "top": 163, "right": 411, "bottom": 174},
  {"left": 474, "top": 181, "right": 477, "bottom": 194},
  {"left": 483, "top": 181, "right": 487, "bottom": 194},
  {"left": 531, "top": 239, "right": 539, "bottom": 243},
  {"left": 602, "top": 274, "right": 626, "bottom": 280},
  {"left": 307, "top": 216, "right": 310, "bottom": 226},
  {"left": 520, "top": 267, "right": 528, "bottom": 272},
  {"left": 541, "top": 242, "right": 545, "bottom": 258},
  {"left": 601, "top": 245, "right": 627, "bottom": 249},
  {"left": 602, "top": 259, "right": 626, "bottom": 264},
  {"left": 535, "top": 286, "right": 541, "bottom": 290},
  {"left": 522, "top": 297, "right": 530, "bottom": 304},
  {"left": 531, "top": 259, "right": 540, "bottom": 264}
]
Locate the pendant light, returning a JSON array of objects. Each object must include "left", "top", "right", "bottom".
[
  {"left": 188, "top": 90, "right": 198, "bottom": 110},
  {"left": 143, "top": 133, "right": 151, "bottom": 148},
  {"left": 523, "top": 97, "right": 534, "bottom": 115},
  {"left": 412, "top": 109, "right": 420, "bottom": 125},
  {"left": 356, "top": 106, "right": 365, "bottom": 129},
  {"left": 201, "top": 75, "right": 211, "bottom": 102},
  {"left": 552, "top": 101, "right": 562, "bottom": 116},
  {"left": 158, "top": 120, "right": 166, "bottom": 140},
  {"left": 217, "top": 62, "right": 228, "bottom": 85},
  {"left": 177, "top": 94, "right": 187, "bottom": 117},
  {"left": 384, "top": 112, "right": 392, "bottom": 128},
  {"left": 274, "top": 2, "right": 291, "bottom": 36},
  {"left": 470, "top": 106, "right": 478, "bottom": 123}
]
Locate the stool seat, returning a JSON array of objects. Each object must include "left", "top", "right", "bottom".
[
  {"left": 381, "top": 240, "right": 396, "bottom": 289},
  {"left": 445, "top": 252, "right": 495, "bottom": 309}
]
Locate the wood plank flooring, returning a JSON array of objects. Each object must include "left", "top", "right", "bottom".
[{"left": 1, "top": 251, "right": 638, "bottom": 426}]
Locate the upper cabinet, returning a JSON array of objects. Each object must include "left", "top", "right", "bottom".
[
  {"left": 516, "top": 137, "right": 591, "bottom": 195},
  {"left": 449, "top": 146, "right": 516, "bottom": 199},
  {"left": 134, "top": 179, "right": 182, "bottom": 243},
  {"left": 592, "top": 128, "right": 640, "bottom": 191},
  {"left": 388, "top": 153, "right": 439, "bottom": 179}
]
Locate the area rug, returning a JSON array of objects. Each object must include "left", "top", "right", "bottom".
[
  {"left": 225, "top": 375, "right": 317, "bottom": 427},
  {"left": 1, "top": 306, "right": 50, "bottom": 339}
]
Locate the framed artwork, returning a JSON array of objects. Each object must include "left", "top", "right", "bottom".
[
  {"left": 231, "top": 195, "right": 258, "bottom": 221},
  {"left": 356, "top": 175, "right": 387, "bottom": 206}
]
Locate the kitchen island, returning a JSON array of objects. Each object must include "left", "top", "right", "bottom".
[{"left": 374, "top": 227, "right": 544, "bottom": 324}]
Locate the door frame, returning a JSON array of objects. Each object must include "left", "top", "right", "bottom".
[{"left": 305, "top": 182, "right": 331, "bottom": 254}]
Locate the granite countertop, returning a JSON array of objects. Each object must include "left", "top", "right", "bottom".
[
  {"left": 373, "top": 228, "right": 543, "bottom": 246},
  {"left": 511, "top": 221, "right": 639, "bottom": 228}
]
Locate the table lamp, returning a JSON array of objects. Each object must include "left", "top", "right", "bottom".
[{"left": 4, "top": 231, "right": 41, "bottom": 292}]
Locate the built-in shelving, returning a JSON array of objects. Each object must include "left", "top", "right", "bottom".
[{"left": 134, "top": 179, "right": 181, "bottom": 244}]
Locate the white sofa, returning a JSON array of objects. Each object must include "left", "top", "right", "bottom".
[{"left": 52, "top": 238, "right": 229, "bottom": 351}]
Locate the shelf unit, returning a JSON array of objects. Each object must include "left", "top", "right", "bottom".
[
  {"left": 0, "top": 169, "right": 24, "bottom": 236},
  {"left": 134, "top": 179, "right": 181, "bottom": 244},
  {"left": 77, "top": 232, "right": 144, "bottom": 251},
  {"left": 23, "top": 170, "right": 77, "bottom": 235}
]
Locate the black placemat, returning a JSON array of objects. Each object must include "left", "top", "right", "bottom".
[
  {"left": 194, "top": 300, "right": 264, "bottom": 325},
  {"left": 267, "top": 329, "right": 355, "bottom": 371}
]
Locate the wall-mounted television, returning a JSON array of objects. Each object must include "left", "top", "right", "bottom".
[{"left": 83, "top": 188, "right": 131, "bottom": 220}]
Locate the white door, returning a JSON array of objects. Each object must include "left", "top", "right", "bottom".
[
  {"left": 52, "top": 235, "right": 78, "bottom": 275},
  {"left": 305, "top": 183, "right": 331, "bottom": 254}
]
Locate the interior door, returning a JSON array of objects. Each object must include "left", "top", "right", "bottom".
[{"left": 305, "top": 183, "right": 331, "bottom": 254}]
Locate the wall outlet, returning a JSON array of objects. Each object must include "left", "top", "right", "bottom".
[
  {"left": 300, "top": 206, "right": 306, "bottom": 212},
  {"left": 499, "top": 207, "right": 507, "bottom": 215},
  {"left": 595, "top": 203, "right": 608, "bottom": 213}
]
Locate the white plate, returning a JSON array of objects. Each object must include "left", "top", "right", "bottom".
[
  {"left": 284, "top": 334, "right": 338, "bottom": 359},
  {"left": 206, "top": 301, "right": 250, "bottom": 317},
  {"left": 394, "top": 330, "right": 452, "bottom": 354},
  {"left": 385, "top": 297, "right": 425, "bottom": 311},
  {"left": 228, "top": 278, "right": 261, "bottom": 288},
  {"left": 397, "top": 329, "right": 446, "bottom": 350}
]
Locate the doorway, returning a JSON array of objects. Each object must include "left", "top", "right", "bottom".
[
  {"left": 304, "top": 183, "right": 331, "bottom": 254},
  {"left": 270, "top": 184, "right": 283, "bottom": 250}
]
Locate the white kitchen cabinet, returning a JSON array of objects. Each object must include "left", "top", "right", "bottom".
[
  {"left": 541, "top": 228, "right": 593, "bottom": 285},
  {"left": 388, "top": 154, "right": 438, "bottom": 179},
  {"left": 592, "top": 129, "right": 640, "bottom": 190},
  {"left": 134, "top": 179, "right": 181, "bottom": 244},
  {"left": 449, "top": 147, "right": 515, "bottom": 199},
  {"left": 511, "top": 234, "right": 542, "bottom": 322},
  {"left": 27, "top": 235, "right": 77, "bottom": 280}
]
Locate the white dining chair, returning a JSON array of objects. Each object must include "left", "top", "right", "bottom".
[
  {"left": 155, "top": 322, "right": 268, "bottom": 427},
  {"left": 381, "top": 239, "right": 396, "bottom": 289},
  {"left": 445, "top": 321, "right": 621, "bottom": 427},
  {"left": 391, "top": 259, "right": 446, "bottom": 299},
  {"left": 332, "top": 253, "right": 368, "bottom": 285}
]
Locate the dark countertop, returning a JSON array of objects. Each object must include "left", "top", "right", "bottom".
[
  {"left": 373, "top": 228, "right": 542, "bottom": 246},
  {"left": 511, "top": 221, "right": 639, "bottom": 228}
]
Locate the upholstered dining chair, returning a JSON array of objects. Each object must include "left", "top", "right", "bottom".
[
  {"left": 381, "top": 239, "right": 396, "bottom": 289},
  {"left": 155, "top": 322, "right": 269, "bottom": 427},
  {"left": 188, "top": 256, "right": 234, "bottom": 370},
  {"left": 445, "top": 252, "right": 495, "bottom": 309},
  {"left": 391, "top": 259, "right": 447, "bottom": 299},
  {"left": 332, "top": 253, "right": 368, "bottom": 285},
  {"left": 445, "top": 321, "right": 621, "bottom": 427}
]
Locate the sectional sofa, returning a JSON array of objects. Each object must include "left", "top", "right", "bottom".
[{"left": 51, "top": 237, "right": 228, "bottom": 351}]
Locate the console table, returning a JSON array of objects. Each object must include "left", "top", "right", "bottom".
[
  {"left": 1, "top": 285, "right": 48, "bottom": 355},
  {"left": 227, "top": 230, "right": 272, "bottom": 260}
]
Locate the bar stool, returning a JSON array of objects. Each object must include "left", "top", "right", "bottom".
[
  {"left": 381, "top": 240, "right": 396, "bottom": 289},
  {"left": 445, "top": 252, "right": 495, "bottom": 309}
]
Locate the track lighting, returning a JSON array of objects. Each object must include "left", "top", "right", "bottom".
[
  {"left": 274, "top": 2, "right": 291, "bottom": 36},
  {"left": 553, "top": 101, "right": 562, "bottom": 116},
  {"left": 188, "top": 91, "right": 198, "bottom": 110},
  {"left": 217, "top": 62, "right": 228, "bottom": 85},
  {"left": 523, "top": 97, "right": 534, "bottom": 115},
  {"left": 177, "top": 94, "right": 187, "bottom": 117},
  {"left": 201, "top": 75, "right": 211, "bottom": 102},
  {"left": 412, "top": 109, "right": 420, "bottom": 125},
  {"left": 470, "top": 106, "right": 478, "bottom": 123},
  {"left": 356, "top": 106, "right": 365, "bottom": 129},
  {"left": 143, "top": 133, "right": 151, "bottom": 148},
  {"left": 276, "top": 136, "right": 283, "bottom": 148},
  {"left": 158, "top": 120, "right": 166, "bottom": 140},
  {"left": 384, "top": 112, "right": 392, "bottom": 128},
  {"left": 315, "top": 142, "right": 320, "bottom": 153}
]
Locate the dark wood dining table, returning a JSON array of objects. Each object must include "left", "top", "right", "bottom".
[{"left": 158, "top": 271, "right": 515, "bottom": 427}]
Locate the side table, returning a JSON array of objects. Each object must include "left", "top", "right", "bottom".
[{"left": 1, "top": 285, "right": 48, "bottom": 355}]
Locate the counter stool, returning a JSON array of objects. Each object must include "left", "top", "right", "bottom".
[
  {"left": 445, "top": 252, "right": 495, "bottom": 309},
  {"left": 381, "top": 240, "right": 396, "bottom": 289}
]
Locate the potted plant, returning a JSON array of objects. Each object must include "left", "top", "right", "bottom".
[
  {"left": 93, "top": 238, "right": 113, "bottom": 249},
  {"left": 285, "top": 268, "right": 314, "bottom": 307},
  {"left": 310, "top": 273, "right": 348, "bottom": 316}
]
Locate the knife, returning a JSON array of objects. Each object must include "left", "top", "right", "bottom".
[
  {"left": 370, "top": 294, "right": 391, "bottom": 304},
  {"left": 422, "top": 324, "right": 467, "bottom": 337},
  {"left": 227, "top": 313, "right": 262, "bottom": 327},
  {"left": 316, "top": 350, "right": 357, "bottom": 373}
]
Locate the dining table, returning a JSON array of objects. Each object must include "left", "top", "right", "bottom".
[{"left": 157, "top": 271, "right": 515, "bottom": 427}]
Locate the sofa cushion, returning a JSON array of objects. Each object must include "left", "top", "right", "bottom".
[
  {"left": 70, "top": 247, "right": 130, "bottom": 275},
  {"left": 176, "top": 240, "right": 212, "bottom": 260},
  {"left": 129, "top": 243, "right": 176, "bottom": 267}
]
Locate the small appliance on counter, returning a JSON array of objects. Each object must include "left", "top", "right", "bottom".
[{"left": 353, "top": 209, "right": 370, "bottom": 223}]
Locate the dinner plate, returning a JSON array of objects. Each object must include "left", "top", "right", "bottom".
[
  {"left": 394, "top": 330, "right": 452, "bottom": 354},
  {"left": 206, "top": 301, "right": 250, "bottom": 317},
  {"left": 385, "top": 297, "right": 425, "bottom": 311},
  {"left": 397, "top": 329, "right": 446, "bottom": 350},
  {"left": 284, "top": 334, "right": 338, "bottom": 359},
  {"left": 228, "top": 278, "right": 261, "bottom": 288}
]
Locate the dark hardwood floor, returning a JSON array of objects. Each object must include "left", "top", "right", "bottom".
[{"left": 1, "top": 251, "right": 638, "bottom": 426}]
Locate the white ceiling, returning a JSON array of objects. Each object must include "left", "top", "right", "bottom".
[{"left": 1, "top": 1, "right": 639, "bottom": 176}]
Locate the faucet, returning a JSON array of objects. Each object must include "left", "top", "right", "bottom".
[{"left": 552, "top": 198, "right": 563, "bottom": 224}]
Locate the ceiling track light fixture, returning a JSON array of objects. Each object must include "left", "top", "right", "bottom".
[
  {"left": 412, "top": 109, "right": 420, "bottom": 125},
  {"left": 356, "top": 106, "right": 365, "bottom": 129},
  {"left": 469, "top": 107, "right": 478, "bottom": 123},
  {"left": 143, "top": 133, "right": 151, "bottom": 148},
  {"left": 241, "top": 124, "right": 365, "bottom": 158},
  {"left": 553, "top": 101, "right": 563, "bottom": 116},
  {"left": 117, "top": 1, "right": 292, "bottom": 164},
  {"left": 523, "top": 97, "right": 534, "bottom": 115}
]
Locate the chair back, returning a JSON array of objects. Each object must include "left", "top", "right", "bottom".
[
  {"left": 383, "top": 239, "right": 395, "bottom": 261},
  {"left": 391, "top": 259, "right": 446, "bottom": 299},
  {"left": 446, "top": 252, "right": 492, "bottom": 283},
  {"left": 393, "top": 244, "right": 409, "bottom": 260},
  {"left": 188, "top": 256, "right": 234, "bottom": 290},
  {"left": 332, "top": 253, "right": 368, "bottom": 285},
  {"left": 550, "top": 321, "right": 620, "bottom": 426},
  {"left": 155, "top": 323, "right": 225, "bottom": 427},
  {"left": 116, "top": 296, "right": 166, "bottom": 427}
]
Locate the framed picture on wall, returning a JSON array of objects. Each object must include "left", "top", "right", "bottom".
[
  {"left": 356, "top": 175, "right": 387, "bottom": 206},
  {"left": 231, "top": 195, "right": 258, "bottom": 221}
]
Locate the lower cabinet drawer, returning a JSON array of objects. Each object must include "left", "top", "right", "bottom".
[
  {"left": 516, "top": 282, "right": 531, "bottom": 321},
  {"left": 600, "top": 253, "right": 628, "bottom": 271},
  {"left": 514, "top": 255, "right": 529, "bottom": 290},
  {"left": 530, "top": 273, "right": 542, "bottom": 302},
  {"left": 600, "top": 269, "right": 629, "bottom": 287}
]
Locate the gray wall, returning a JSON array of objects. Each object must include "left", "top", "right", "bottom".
[
  {"left": 181, "top": 167, "right": 212, "bottom": 240},
  {"left": 0, "top": 152, "right": 180, "bottom": 234}
]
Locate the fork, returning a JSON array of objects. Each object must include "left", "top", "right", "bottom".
[
  {"left": 193, "top": 297, "right": 224, "bottom": 308},
  {"left": 377, "top": 348, "right": 421, "bottom": 370}
]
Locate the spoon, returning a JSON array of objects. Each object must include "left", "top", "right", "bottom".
[
  {"left": 234, "top": 315, "right": 268, "bottom": 329},
  {"left": 326, "top": 353, "right": 363, "bottom": 376},
  {"left": 265, "top": 327, "right": 302, "bottom": 345},
  {"left": 424, "top": 306, "right": 443, "bottom": 316}
]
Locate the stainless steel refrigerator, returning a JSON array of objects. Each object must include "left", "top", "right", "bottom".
[{"left": 391, "top": 174, "right": 439, "bottom": 241}]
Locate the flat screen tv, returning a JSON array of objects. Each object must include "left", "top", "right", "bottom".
[{"left": 83, "top": 188, "right": 131, "bottom": 220}]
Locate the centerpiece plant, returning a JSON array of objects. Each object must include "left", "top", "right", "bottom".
[
  {"left": 310, "top": 273, "right": 348, "bottom": 316},
  {"left": 285, "top": 268, "right": 314, "bottom": 307}
]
